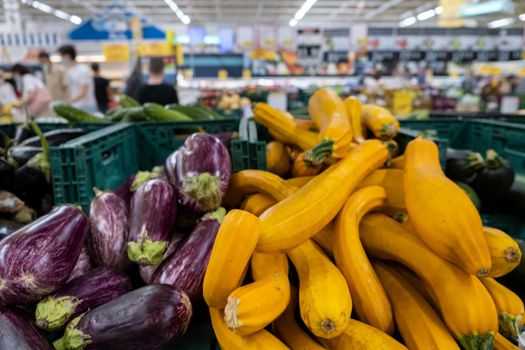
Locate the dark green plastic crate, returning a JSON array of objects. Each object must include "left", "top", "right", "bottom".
[
  {"left": 231, "top": 117, "right": 266, "bottom": 172},
  {"left": 0, "top": 122, "right": 106, "bottom": 138},
  {"left": 50, "top": 123, "right": 139, "bottom": 212}
]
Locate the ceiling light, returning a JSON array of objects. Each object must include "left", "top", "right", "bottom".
[
  {"left": 288, "top": 0, "right": 318, "bottom": 27},
  {"left": 163, "top": 0, "right": 191, "bottom": 24},
  {"left": 434, "top": 6, "right": 444, "bottom": 15},
  {"left": 399, "top": 16, "right": 416, "bottom": 27},
  {"left": 519, "top": 13, "right": 525, "bottom": 21},
  {"left": 289, "top": 18, "right": 298, "bottom": 27},
  {"left": 417, "top": 9, "right": 436, "bottom": 21},
  {"left": 20, "top": 0, "right": 82, "bottom": 24},
  {"left": 487, "top": 17, "right": 515, "bottom": 28}
]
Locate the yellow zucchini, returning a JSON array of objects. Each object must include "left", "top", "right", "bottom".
[
  {"left": 389, "top": 155, "right": 405, "bottom": 169},
  {"left": 287, "top": 240, "right": 352, "bottom": 339},
  {"left": 344, "top": 96, "right": 364, "bottom": 143},
  {"left": 355, "top": 168, "right": 405, "bottom": 212},
  {"left": 291, "top": 152, "right": 323, "bottom": 177},
  {"left": 267, "top": 141, "right": 291, "bottom": 177},
  {"left": 241, "top": 193, "right": 277, "bottom": 216},
  {"left": 312, "top": 223, "right": 334, "bottom": 257},
  {"left": 251, "top": 251, "right": 289, "bottom": 281},
  {"left": 203, "top": 210, "right": 260, "bottom": 308},
  {"left": 484, "top": 227, "right": 522, "bottom": 278},
  {"left": 495, "top": 333, "right": 520, "bottom": 350},
  {"left": 360, "top": 213, "right": 498, "bottom": 350},
  {"left": 257, "top": 140, "right": 388, "bottom": 252},
  {"left": 362, "top": 104, "right": 400, "bottom": 140},
  {"left": 333, "top": 186, "right": 393, "bottom": 334}
]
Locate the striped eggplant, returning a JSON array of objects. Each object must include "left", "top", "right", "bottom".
[
  {"left": 35, "top": 267, "right": 132, "bottom": 331},
  {"left": 54, "top": 285, "right": 192, "bottom": 350},
  {"left": 139, "top": 233, "right": 185, "bottom": 283},
  {"left": 88, "top": 189, "right": 130, "bottom": 269},
  {"left": 66, "top": 246, "right": 92, "bottom": 283},
  {"left": 0, "top": 306, "right": 52, "bottom": 350},
  {"left": 0, "top": 205, "right": 88, "bottom": 305},
  {"left": 165, "top": 133, "right": 231, "bottom": 213},
  {"left": 127, "top": 179, "right": 177, "bottom": 266},
  {"left": 151, "top": 208, "right": 225, "bottom": 301}
]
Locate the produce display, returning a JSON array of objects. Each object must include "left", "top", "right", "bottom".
[{"left": 0, "top": 86, "right": 523, "bottom": 350}]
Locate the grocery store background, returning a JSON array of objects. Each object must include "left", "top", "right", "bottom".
[{"left": 0, "top": 0, "right": 524, "bottom": 116}]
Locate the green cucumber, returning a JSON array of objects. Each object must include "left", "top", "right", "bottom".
[
  {"left": 165, "top": 104, "right": 214, "bottom": 120},
  {"left": 52, "top": 103, "right": 106, "bottom": 123},
  {"left": 143, "top": 103, "right": 192, "bottom": 122},
  {"left": 119, "top": 95, "right": 140, "bottom": 108}
]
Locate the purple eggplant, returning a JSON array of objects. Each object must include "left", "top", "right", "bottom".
[
  {"left": 66, "top": 246, "right": 92, "bottom": 283},
  {"left": 127, "top": 179, "right": 177, "bottom": 265},
  {"left": 139, "top": 233, "right": 185, "bottom": 283},
  {"left": 165, "top": 133, "right": 231, "bottom": 213},
  {"left": 55, "top": 285, "right": 192, "bottom": 350},
  {"left": 113, "top": 174, "right": 136, "bottom": 205},
  {"left": 88, "top": 189, "right": 130, "bottom": 269},
  {"left": 35, "top": 266, "right": 132, "bottom": 331},
  {"left": 151, "top": 207, "right": 225, "bottom": 301},
  {"left": 0, "top": 306, "right": 52, "bottom": 350},
  {"left": 0, "top": 205, "right": 88, "bottom": 305}
]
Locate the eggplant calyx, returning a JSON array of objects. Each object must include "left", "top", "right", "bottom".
[
  {"left": 458, "top": 333, "right": 494, "bottom": 350},
  {"left": 127, "top": 235, "right": 168, "bottom": 265},
  {"left": 467, "top": 152, "right": 486, "bottom": 170},
  {"left": 61, "top": 314, "right": 93, "bottom": 350},
  {"left": 304, "top": 139, "right": 334, "bottom": 166},
  {"left": 131, "top": 171, "right": 154, "bottom": 191},
  {"left": 35, "top": 296, "right": 82, "bottom": 331},
  {"left": 485, "top": 149, "right": 504, "bottom": 169},
  {"left": 202, "top": 207, "right": 226, "bottom": 224},
  {"left": 182, "top": 173, "right": 222, "bottom": 212}
]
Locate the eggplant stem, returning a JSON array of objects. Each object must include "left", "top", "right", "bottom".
[{"left": 486, "top": 149, "right": 504, "bottom": 169}]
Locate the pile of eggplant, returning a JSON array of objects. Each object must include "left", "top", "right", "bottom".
[
  {"left": 0, "top": 123, "right": 91, "bottom": 237},
  {"left": 0, "top": 132, "right": 232, "bottom": 350}
]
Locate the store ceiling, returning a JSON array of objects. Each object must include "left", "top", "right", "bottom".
[{"left": 9, "top": 0, "right": 525, "bottom": 27}]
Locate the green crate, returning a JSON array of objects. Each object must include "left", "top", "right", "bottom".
[
  {"left": 50, "top": 123, "right": 139, "bottom": 212},
  {"left": 396, "top": 127, "right": 450, "bottom": 168},
  {"left": 231, "top": 117, "right": 266, "bottom": 172},
  {"left": 0, "top": 122, "right": 106, "bottom": 138},
  {"left": 0, "top": 123, "right": 16, "bottom": 137}
]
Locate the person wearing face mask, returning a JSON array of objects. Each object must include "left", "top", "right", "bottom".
[
  {"left": 57, "top": 44, "right": 97, "bottom": 113},
  {"left": 38, "top": 51, "right": 68, "bottom": 101},
  {"left": 11, "top": 63, "right": 52, "bottom": 119}
]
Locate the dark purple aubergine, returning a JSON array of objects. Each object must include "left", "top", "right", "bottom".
[
  {"left": 165, "top": 133, "right": 231, "bottom": 213},
  {"left": 55, "top": 285, "right": 192, "bottom": 350},
  {"left": 151, "top": 207, "right": 225, "bottom": 301},
  {"left": 0, "top": 306, "right": 52, "bottom": 350},
  {"left": 35, "top": 266, "right": 132, "bottom": 331},
  {"left": 139, "top": 233, "right": 185, "bottom": 283},
  {"left": 212, "top": 131, "right": 235, "bottom": 149},
  {"left": 127, "top": 178, "right": 177, "bottom": 266},
  {"left": 66, "top": 245, "right": 92, "bottom": 282},
  {"left": 88, "top": 189, "right": 130, "bottom": 269},
  {"left": 113, "top": 174, "right": 136, "bottom": 205},
  {"left": 0, "top": 205, "right": 88, "bottom": 305}
]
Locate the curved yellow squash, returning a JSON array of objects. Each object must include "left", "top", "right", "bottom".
[
  {"left": 481, "top": 277, "right": 524, "bottom": 340},
  {"left": 321, "top": 319, "right": 407, "bottom": 350},
  {"left": 404, "top": 137, "right": 491, "bottom": 276},
  {"left": 374, "top": 261, "right": 460, "bottom": 350},
  {"left": 312, "top": 223, "right": 334, "bottom": 257},
  {"left": 361, "top": 104, "right": 400, "bottom": 140},
  {"left": 257, "top": 140, "right": 388, "bottom": 252},
  {"left": 209, "top": 307, "right": 290, "bottom": 350},
  {"left": 484, "top": 227, "right": 522, "bottom": 278},
  {"left": 344, "top": 96, "right": 364, "bottom": 143},
  {"left": 355, "top": 168, "right": 405, "bottom": 213},
  {"left": 266, "top": 141, "right": 291, "bottom": 177},
  {"left": 203, "top": 210, "right": 260, "bottom": 308},
  {"left": 251, "top": 251, "right": 289, "bottom": 281},
  {"left": 241, "top": 193, "right": 277, "bottom": 216},
  {"left": 224, "top": 274, "right": 291, "bottom": 336},
  {"left": 495, "top": 333, "right": 520, "bottom": 350},
  {"left": 287, "top": 240, "right": 352, "bottom": 339},
  {"left": 360, "top": 213, "right": 498, "bottom": 350},
  {"left": 333, "top": 186, "right": 393, "bottom": 334}
]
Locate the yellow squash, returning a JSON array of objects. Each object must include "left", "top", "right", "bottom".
[
  {"left": 389, "top": 155, "right": 405, "bottom": 169},
  {"left": 287, "top": 240, "right": 352, "bottom": 339},
  {"left": 273, "top": 287, "right": 326, "bottom": 350},
  {"left": 355, "top": 168, "right": 405, "bottom": 212},
  {"left": 254, "top": 103, "right": 318, "bottom": 151},
  {"left": 374, "top": 261, "right": 461, "bottom": 350},
  {"left": 257, "top": 140, "right": 388, "bottom": 252},
  {"left": 382, "top": 139, "right": 399, "bottom": 157},
  {"left": 360, "top": 213, "right": 498, "bottom": 350},
  {"left": 266, "top": 141, "right": 291, "bottom": 177},
  {"left": 333, "top": 186, "right": 393, "bottom": 334},
  {"left": 241, "top": 193, "right": 277, "bottom": 216},
  {"left": 291, "top": 152, "right": 322, "bottom": 177},
  {"left": 495, "top": 333, "right": 520, "bottom": 350},
  {"left": 209, "top": 307, "right": 290, "bottom": 350},
  {"left": 404, "top": 137, "right": 491, "bottom": 276},
  {"left": 203, "top": 210, "right": 260, "bottom": 308},
  {"left": 294, "top": 118, "right": 318, "bottom": 132},
  {"left": 251, "top": 251, "right": 289, "bottom": 281},
  {"left": 224, "top": 274, "right": 291, "bottom": 336},
  {"left": 312, "top": 223, "right": 334, "bottom": 257},
  {"left": 306, "top": 87, "right": 353, "bottom": 164},
  {"left": 362, "top": 104, "right": 400, "bottom": 140},
  {"left": 481, "top": 277, "right": 524, "bottom": 340},
  {"left": 484, "top": 227, "right": 522, "bottom": 278},
  {"left": 321, "top": 319, "right": 408, "bottom": 350},
  {"left": 344, "top": 96, "right": 364, "bottom": 143}
]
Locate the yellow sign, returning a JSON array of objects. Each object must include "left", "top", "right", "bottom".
[
  {"left": 392, "top": 90, "right": 413, "bottom": 117},
  {"left": 520, "top": 68, "right": 525, "bottom": 78},
  {"left": 175, "top": 44, "right": 184, "bottom": 65},
  {"left": 103, "top": 43, "right": 130, "bottom": 62},
  {"left": 218, "top": 69, "right": 228, "bottom": 80},
  {"left": 138, "top": 42, "right": 173, "bottom": 57},
  {"left": 242, "top": 68, "right": 252, "bottom": 80},
  {"left": 439, "top": 0, "right": 466, "bottom": 27}
]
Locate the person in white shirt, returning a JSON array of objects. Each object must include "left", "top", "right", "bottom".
[
  {"left": 58, "top": 45, "right": 97, "bottom": 113},
  {"left": 11, "top": 63, "right": 51, "bottom": 119},
  {"left": 0, "top": 72, "right": 22, "bottom": 122}
]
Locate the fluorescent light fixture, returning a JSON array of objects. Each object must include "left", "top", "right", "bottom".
[
  {"left": 417, "top": 9, "right": 436, "bottom": 21},
  {"left": 519, "top": 13, "right": 525, "bottom": 21},
  {"left": 175, "top": 34, "right": 190, "bottom": 44},
  {"left": 434, "top": 6, "right": 443, "bottom": 15},
  {"left": 399, "top": 16, "right": 416, "bottom": 27},
  {"left": 288, "top": 0, "right": 318, "bottom": 27},
  {"left": 460, "top": 0, "right": 512, "bottom": 17},
  {"left": 203, "top": 35, "right": 220, "bottom": 45},
  {"left": 487, "top": 17, "right": 515, "bottom": 28},
  {"left": 163, "top": 0, "right": 191, "bottom": 24},
  {"left": 20, "top": 0, "right": 82, "bottom": 24}
]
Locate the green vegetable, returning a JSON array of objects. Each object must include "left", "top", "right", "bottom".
[
  {"left": 143, "top": 103, "right": 192, "bottom": 122},
  {"left": 52, "top": 103, "right": 106, "bottom": 123},
  {"left": 455, "top": 181, "right": 481, "bottom": 210},
  {"left": 119, "top": 95, "right": 140, "bottom": 108},
  {"left": 165, "top": 104, "right": 215, "bottom": 120}
]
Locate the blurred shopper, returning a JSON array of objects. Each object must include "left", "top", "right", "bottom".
[
  {"left": 11, "top": 63, "right": 52, "bottom": 118},
  {"left": 125, "top": 60, "right": 142, "bottom": 100},
  {"left": 38, "top": 51, "right": 68, "bottom": 101},
  {"left": 91, "top": 63, "right": 113, "bottom": 113},
  {"left": 137, "top": 58, "right": 178, "bottom": 105},
  {"left": 57, "top": 44, "right": 97, "bottom": 112},
  {"left": 0, "top": 71, "right": 22, "bottom": 122}
]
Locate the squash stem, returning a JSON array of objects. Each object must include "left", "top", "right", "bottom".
[
  {"left": 500, "top": 313, "right": 521, "bottom": 339},
  {"left": 458, "top": 333, "right": 494, "bottom": 350},
  {"left": 304, "top": 140, "right": 334, "bottom": 166}
]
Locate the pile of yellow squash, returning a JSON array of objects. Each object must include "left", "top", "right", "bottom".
[{"left": 202, "top": 87, "right": 523, "bottom": 350}]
